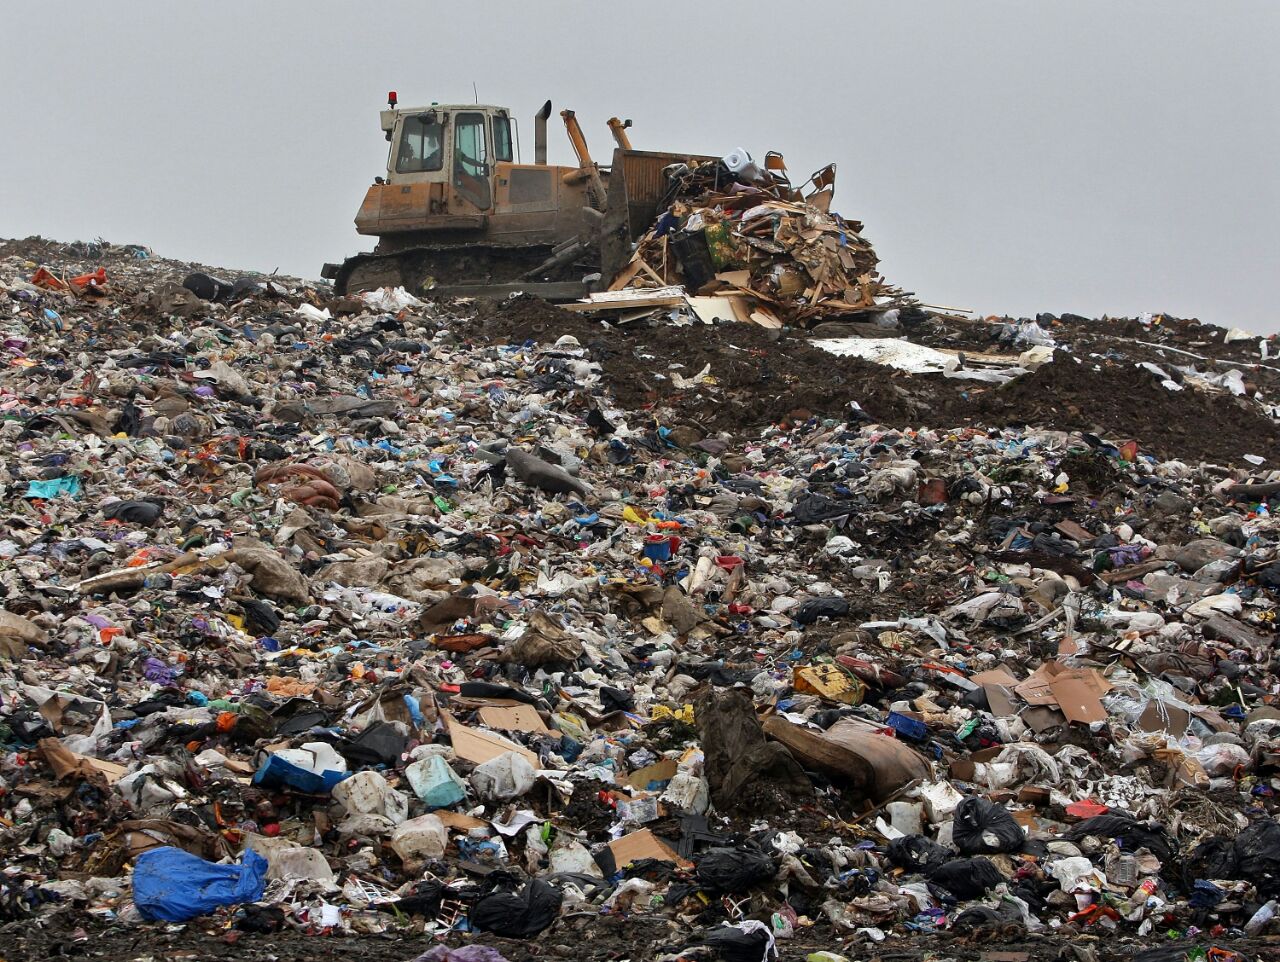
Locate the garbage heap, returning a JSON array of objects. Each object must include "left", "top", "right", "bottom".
[
  {"left": 607, "top": 157, "right": 913, "bottom": 329},
  {"left": 2, "top": 236, "right": 1280, "bottom": 962}
]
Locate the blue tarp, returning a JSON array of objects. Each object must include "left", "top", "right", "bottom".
[{"left": 132, "top": 847, "right": 268, "bottom": 921}]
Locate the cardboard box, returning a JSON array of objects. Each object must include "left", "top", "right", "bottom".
[{"left": 608, "top": 828, "right": 690, "bottom": 869}]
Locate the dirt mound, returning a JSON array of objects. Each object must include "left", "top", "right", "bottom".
[
  {"left": 462, "top": 296, "right": 945, "bottom": 432},
  {"left": 960, "top": 353, "right": 1280, "bottom": 464},
  {"left": 461, "top": 298, "right": 1278, "bottom": 464}
]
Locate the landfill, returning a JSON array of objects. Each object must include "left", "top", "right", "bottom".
[{"left": 3, "top": 232, "right": 1280, "bottom": 962}]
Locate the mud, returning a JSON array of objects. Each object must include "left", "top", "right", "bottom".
[
  {"left": 2, "top": 917, "right": 1268, "bottom": 962},
  {"left": 461, "top": 296, "right": 1280, "bottom": 465}
]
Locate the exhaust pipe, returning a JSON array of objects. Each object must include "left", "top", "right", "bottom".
[{"left": 534, "top": 100, "right": 552, "bottom": 165}]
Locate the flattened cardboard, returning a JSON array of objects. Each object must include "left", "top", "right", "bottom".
[
  {"left": 969, "top": 668, "right": 1020, "bottom": 687},
  {"left": 950, "top": 758, "right": 977, "bottom": 782},
  {"left": 1021, "top": 705, "right": 1067, "bottom": 733},
  {"left": 433, "top": 810, "right": 488, "bottom": 831},
  {"left": 38, "top": 737, "right": 127, "bottom": 785},
  {"left": 1049, "top": 675, "right": 1107, "bottom": 724},
  {"left": 1138, "top": 700, "right": 1191, "bottom": 737},
  {"left": 1011, "top": 809, "right": 1040, "bottom": 830},
  {"left": 983, "top": 683, "right": 1018, "bottom": 717},
  {"left": 1192, "top": 706, "right": 1233, "bottom": 733},
  {"left": 445, "top": 715, "right": 539, "bottom": 767},
  {"left": 1054, "top": 520, "right": 1095, "bottom": 543},
  {"left": 1014, "top": 666, "right": 1058, "bottom": 706},
  {"left": 608, "top": 828, "right": 691, "bottom": 869},
  {"left": 477, "top": 704, "right": 550, "bottom": 734},
  {"left": 624, "top": 758, "right": 678, "bottom": 792},
  {"left": 1017, "top": 786, "right": 1051, "bottom": 807},
  {"left": 1016, "top": 663, "right": 1110, "bottom": 717}
]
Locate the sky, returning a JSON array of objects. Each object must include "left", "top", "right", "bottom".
[{"left": 1, "top": 0, "right": 1277, "bottom": 331}]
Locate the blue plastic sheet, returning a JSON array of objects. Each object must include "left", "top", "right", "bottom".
[
  {"left": 132, "top": 847, "right": 268, "bottom": 921},
  {"left": 24, "top": 476, "right": 81, "bottom": 500}
]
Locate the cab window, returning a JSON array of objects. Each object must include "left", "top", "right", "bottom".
[
  {"left": 454, "top": 112, "right": 488, "bottom": 176},
  {"left": 395, "top": 115, "right": 443, "bottom": 173},
  {"left": 493, "top": 116, "right": 513, "bottom": 163}
]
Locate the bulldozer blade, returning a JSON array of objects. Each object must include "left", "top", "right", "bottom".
[{"left": 430, "top": 280, "right": 591, "bottom": 302}]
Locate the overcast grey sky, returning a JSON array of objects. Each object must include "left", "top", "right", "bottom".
[{"left": 2, "top": 1, "right": 1277, "bottom": 330}]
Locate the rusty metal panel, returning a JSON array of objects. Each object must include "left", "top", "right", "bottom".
[{"left": 614, "top": 149, "right": 718, "bottom": 240}]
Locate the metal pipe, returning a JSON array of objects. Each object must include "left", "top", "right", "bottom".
[
  {"left": 607, "top": 117, "right": 632, "bottom": 150},
  {"left": 534, "top": 100, "right": 551, "bottom": 165},
  {"left": 560, "top": 109, "right": 593, "bottom": 168}
]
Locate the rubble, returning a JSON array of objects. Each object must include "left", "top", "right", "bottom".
[
  {"left": 579, "top": 154, "right": 913, "bottom": 329},
  {"left": 2, "top": 233, "right": 1280, "bottom": 962}
]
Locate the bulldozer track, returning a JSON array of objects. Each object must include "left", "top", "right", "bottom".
[{"left": 332, "top": 242, "right": 561, "bottom": 296}]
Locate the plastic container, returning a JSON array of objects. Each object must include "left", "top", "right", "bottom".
[
  {"left": 390, "top": 814, "right": 448, "bottom": 862},
  {"left": 886, "top": 711, "right": 928, "bottom": 741},
  {"left": 332, "top": 770, "right": 408, "bottom": 822},
  {"left": 406, "top": 754, "right": 468, "bottom": 808},
  {"left": 721, "top": 147, "right": 762, "bottom": 183}
]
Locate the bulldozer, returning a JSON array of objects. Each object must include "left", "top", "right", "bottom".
[{"left": 322, "top": 93, "right": 716, "bottom": 299}]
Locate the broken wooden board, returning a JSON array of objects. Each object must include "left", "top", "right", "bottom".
[{"left": 563, "top": 286, "right": 687, "bottom": 313}]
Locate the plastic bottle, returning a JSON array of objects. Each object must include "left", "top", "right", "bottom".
[
  {"left": 1125, "top": 878, "right": 1160, "bottom": 921},
  {"left": 1245, "top": 899, "right": 1277, "bottom": 936}
]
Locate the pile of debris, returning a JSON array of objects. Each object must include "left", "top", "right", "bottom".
[
  {"left": 587, "top": 156, "right": 913, "bottom": 328},
  {"left": 2, "top": 235, "right": 1280, "bottom": 962}
]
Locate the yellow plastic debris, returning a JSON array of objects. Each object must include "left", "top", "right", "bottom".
[{"left": 793, "top": 664, "right": 866, "bottom": 705}]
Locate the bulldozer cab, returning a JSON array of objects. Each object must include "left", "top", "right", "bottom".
[
  {"left": 333, "top": 92, "right": 717, "bottom": 299},
  {"left": 382, "top": 105, "right": 515, "bottom": 212}
]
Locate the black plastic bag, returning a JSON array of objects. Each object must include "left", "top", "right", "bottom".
[
  {"left": 238, "top": 598, "right": 281, "bottom": 635},
  {"left": 378, "top": 879, "right": 443, "bottom": 917},
  {"left": 236, "top": 903, "right": 285, "bottom": 932},
  {"left": 700, "top": 922, "right": 774, "bottom": 962},
  {"left": 887, "top": 834, "right": 952, "bottom": 872},
  {"left": 794, "top": 597, "right": 850, "bottom": 625},
  {"left": 1185, "top": 835, "right": 1239, "bottom": 885},
  {"left": 183, "top": 272, "right": 235, "bottom": 301},
  {"left": 469, "top": 878, "right": 562, "bottom": 937},
  {"left": 102, "top": 499, "right": 164, "bottom": 525},
  {"left": 695, "top": 847, "right": 776, "bottom": 893},
  {"left": 275, "top": 706, "right": 330, "bottom": 736},
  {"left": 458, "top": 680, "right": 543, "bottom": 708},
  {"left": 952, "top": 797, "right": 1025, "bottom": 855},
  {"left": 342, "top": 721, "right": 407, "bottom": 768},
  {"left": 926, "top": 857, "right": 1005, "bottom": 899},
  {"left": 1062, "top": 814, "right": 1177, "bottom": 866},
  {"left": 1236, "top": 820, "right": 1280, "bottom": 896},
  {"left": 599, "top": 686, "right": 636, "bottom": 713},
  {"left": 790, "top": 492, "right": 853, "bottom": 524}
]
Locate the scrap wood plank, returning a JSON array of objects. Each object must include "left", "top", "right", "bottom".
[
  {"left": 562, "top": 295, "right": 685, "bottom": 313},
  {"left": 919, "top": 303, "right": 975, "bottom": 314},
  {"left": 637, "top": 256, "right": 666, "bottom": 287},
  {"left": 607, "top": 258, "right": 644, "bottom": 291}
]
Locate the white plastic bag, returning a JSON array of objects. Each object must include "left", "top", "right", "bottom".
[{"left": 469, "top": 750, "right": 536, "bottom": 800}]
